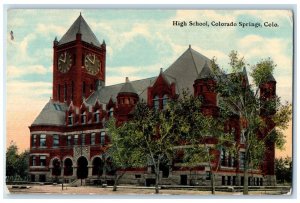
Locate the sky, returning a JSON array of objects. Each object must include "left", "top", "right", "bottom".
[{"left": 5, "top": 9, "right": 293, "bottom": 158}]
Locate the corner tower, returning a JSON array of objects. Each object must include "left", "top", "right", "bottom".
[{"left": 52, "top": 13, "right": 106, "bottom": 107}]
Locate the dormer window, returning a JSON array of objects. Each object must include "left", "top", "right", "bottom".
[
  {"left": 162, "top": 94, "right": 169, "bottom": 110},
  {"left": 94, "top": 110, "right": 100, "bottom": 123},
  {"left": 81, "top": 111, "right": 87, "bottom": 124},
  {"left": 153, "top": 95, "right": 159, "bottom": 110},
  {"left": 68, "top": 113, "right": 74, "bottom": 126}
]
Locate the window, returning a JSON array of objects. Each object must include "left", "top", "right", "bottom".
[
  {"left": 68, "top": 114, "right": 73, "bottom": 126},
  {"left": 57, "top": 84, "right": 60, "bottom": 101},
  {"left": 239, "top": 152, "right": 245, "bottom": 168},
  {"left": 64, "top": 83, "right": 67, "bottom": 101},
  {"left": 153, "top": 95, "right": 159, "bottom": 110},
  {"left": 82, "top": 81, "right": 86, "bottom": 96},
  {"left": 74, "top": 135, "right": 78, "bottom": 145},
  {"left": 32, "top": 156, "right": 36, "bottom": 166},
  {"left": 40, "top": 156, "right": 46, "bottom": 166},
  {"left": 233, "top": 176, "right": 236, "bottom": 185},
  {"left": 221, "top": 148, "right": 226, "bottom": 166},
  {"left": 135, "top": 175, "right": 141, "bottom": 179},
  {"left": 53, "top": 135, "right": 59, "bottom": 147},
  {"left": 91, "top": 133, "right": 96, "bottom": 145},
  {"left": 32, "top": 135, "right": 37, "bottom": 148},
  {"left": 40, "top": 134, "right": 46, "bottom": 147},
  {"left": 222, "top": 176, "right": 225, "bottom": 185},
  {"left": 67, "top": 135, "right": 72, "bottom": 146},
  {"left": 53, "top": 104, "right": 62, "bottom": 111},
  {"left": 205, "top": 171, "right": 211, "bottom": 180},
  {"left": 94, "top": 110, "right": 100, "bottom": 123},
  {"left": 81, "top": 134, "right": 85, "bottom": 145},
  {"left": 109, "top": 108, "right": 114, "bottom": 117},
  {"left": 162, "top": 94, "right": 169, "bottom": 110},
  {"left": 227, "top": 176, "right": 231, "bottom": 185},
  {"left": 100, "top": 132, "right": 105, "bottom": 145},
  {"left": 81, "top": 112, "right": 87, "bottom": 124},
  {"left": 71, "top": 81, "right": 74, "bottom": 101}
]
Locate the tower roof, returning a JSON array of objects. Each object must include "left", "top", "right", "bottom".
[
  {"left": 119, "top": 77, "right": 138, "bottom": 94},
  {"left": 58, "top": 13, "right": 101, "bottom": 46},
  {"left": 265, "top": 73, "right": 276, "bottom": 82},
  {"left": 197, "top": 61, "right": 214, "bottom": 80}
]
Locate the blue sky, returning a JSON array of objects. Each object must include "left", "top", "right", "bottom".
[{"left": 6, "top": 9, "right": 293, "bottom": 156}]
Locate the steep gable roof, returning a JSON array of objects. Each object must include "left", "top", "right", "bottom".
[
  {"left": 164, "top": 46, "right": 211, "bottom": 94},
  {"left": 197, "top": 61, "right": 214, "bottom": 80},
  {"left": 32, "top": 100, "right": 68, "bottom": 126},
  {"left": 58, "top": 14, "right": 101, "bottom": 46}
]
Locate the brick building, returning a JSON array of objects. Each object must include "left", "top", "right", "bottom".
[{"left": 29, "top": 14, "right": 276, "bottom": 186}]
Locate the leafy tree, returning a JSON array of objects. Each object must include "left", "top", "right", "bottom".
[
  {"left": 6, "top": 142, "right": 30, "bottom": 181},
  {"left": 107, "top": 118, "right": 147, "bottom": 191},
  {"left": 6, "top": 142, "right": 19, "bottom": 178},
  {"left": 128, "top": 102, "right": 179, "bottom": 194},
  {"left": 275, "top": 156, "right": 292, "bottom": 184},
  {"left": 211, "top": 51, "right": 292, "bottom": 194}
]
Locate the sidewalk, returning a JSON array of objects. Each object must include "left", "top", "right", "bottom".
[{"left": 6, "top": 184, "right": 290, "bottom": 196}]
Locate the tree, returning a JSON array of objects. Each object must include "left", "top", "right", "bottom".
[
  {"left": 211, "top": 51, "right": 292, "bottom": 194},
  {"left": 275, "top": 156, "right": 292, "bottom": 184},
  {"left": 130, "top": 102, "right": 179, "bottom": 194},
  {"left": 6, "top": 142, "right": 19, "bottom": 178},
  {"left": 107, "top": 118, "right": 147, "bottom": 191},
  {"left": 6, "top": 142, "right": 30, "bottom": 181}
]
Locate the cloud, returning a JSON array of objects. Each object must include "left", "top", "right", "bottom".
[
  {"left": 36, "top": 23, "right": 66, "bottom": 37},
  {"left": 7, "top": 81, "right": 52, "bottom": 101},
  {"left": 7, "top": 65, "right": 51, "bottom": 78}
]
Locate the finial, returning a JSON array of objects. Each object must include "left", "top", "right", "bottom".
[
  {"left": 80, "top": 12, "right": 82, "bottom": 16},
  {"left": 125, "top": 77, "right": 129, "bottom": 83},
  {"left": 160, "top": 67, "right": 163, "bottom": 73},
  {"left": 102, "top": 40, "right": 106, "bottom": 45},
  {"left": 189, "top": 44, "right": 191, "bottom": 49}
]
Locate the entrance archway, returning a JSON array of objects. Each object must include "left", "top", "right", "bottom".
[
  {"left": 52, "top": 158, "right": 61, "bottom": 176},
  {"left": 92, "top": 157, "right": 104, "bottom": 176},
  {"left": 64, "top": 158, "right": 73, "bottom": 176},
  {"left": 77, "top": 156, "right": 88, "bottom": 179}
]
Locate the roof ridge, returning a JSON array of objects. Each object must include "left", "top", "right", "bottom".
[{"left": 188, "top": 47, "right": 200, "bottom": 75}]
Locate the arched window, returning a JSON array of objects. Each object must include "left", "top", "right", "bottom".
[
  {"left": 153, "top": 95, "right": 159, "bottom": 110},
  {"left": 94, "top": 110, "right": 100, "bottom": 123},
  {"left": 68, "top": 113, "right": 73, "bottom": 126},
  {"left": 81, "top": 111, "right": 87, "bottom": 124},
  {"left": 162, "top": 94, "right": 169, "bottom": 110},
  {"left": 57, "top": 84, "right": 60, "bottom": 101},
  {"left": 109, "top": 107, "right": 114, "bottom": 117},
  {"left": 64, "top": 83, "right": 67, "bottom": 101},
  {"left": 82, "top": 81, "right": 86, "bottom": 96},
  {"left": 71, "top": 81, "right": 74, "bottom": 101}
]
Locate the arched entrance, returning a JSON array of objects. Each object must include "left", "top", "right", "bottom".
[
  {"left": 64, "top": 158, "right": 73, "bottom": 176},
  {"left": 92, "top": 157, "right": 104, "bottom": 176},
  {"left": 52, "top": 158, "right": 61, "bottom": 176},
  {"left": 77, "top": 156, "right": 88, "bottom": 179}
]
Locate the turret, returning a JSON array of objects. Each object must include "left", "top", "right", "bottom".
[
  {"left": 115, "top": 77, "right": 139, "bottom": 124},
  {"left": 193, "top": 61, "right": 218, "bottom": 116}
]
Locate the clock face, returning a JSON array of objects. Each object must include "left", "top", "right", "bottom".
[
  {"left": 58, "top": 51, "right": 72, "bottom": 73},
  {"left": 85, "top": 53, "right": 101, "bottom": 75}
]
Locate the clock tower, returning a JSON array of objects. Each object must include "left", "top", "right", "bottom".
[{"left": 52, "top": 13, "right": 106, "bottom": 107}]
